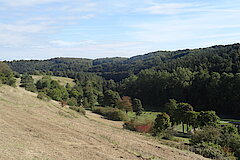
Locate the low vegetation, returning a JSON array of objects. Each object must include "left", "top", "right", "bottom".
[
  {"left": 92, "top": 107, "right": 127, "bottom": 121},
  {"left": 0, "top": 62, "right": 16, "bottom": 86},
  {"left": 69, "top": 106, "right": 86, "bottom": 115}
]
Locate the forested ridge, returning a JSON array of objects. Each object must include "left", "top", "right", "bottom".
[{"left": 6, "top": 43, "right": 240, "bottom": 116}]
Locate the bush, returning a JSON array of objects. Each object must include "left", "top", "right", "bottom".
[
  {"left": 161, "top": 128, "right": 176, "bottom": 140},
  {"left": 191, "top": 125, "right": 240, "bottom": 159},
  {"left": 92, "top": 107, "right": 128, "bottom": 121},
  {"left": 190, "top": 126, "right": 221, "bottom": 145},
  {"left": 153, "top": 113, "right": 171, "bottom": 135},
  {"left": 67, "top": 97, "right": 78, "bottom": 106},
  {"left": 123, "top": 117, "right": 153, "bottom": 133},
  {"left": 69, "top": 106, "right": 86, "bottom": 115},
  {"left": 37, "top": 92, "right": 51, "bottom": 101},
  {"left": 105, "top": 108, "right": 128, "bottom": 121},
  {"left": 192, "top": 142, "right": 232, "bottom": 160},
  {"left": 92, "top": 107, "right": 109, "bottom": 116}
]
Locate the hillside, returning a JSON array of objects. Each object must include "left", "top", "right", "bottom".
[
  {"left": 7, "top": 43, "right": 240, "bottom": 81},
  {"left": 0, "top": 85, "right": 208, "bottom": 160}
]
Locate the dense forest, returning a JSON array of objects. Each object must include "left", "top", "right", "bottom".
[{"left": 6, "top": 43, "right": 240, "bottom": 116}]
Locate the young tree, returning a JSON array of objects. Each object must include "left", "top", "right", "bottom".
[
  {"left": 153, "top": 113, "right": 171, "bottom": 135},
  {"left": 117, "top": 96, "right": 132, "bottom": 113},
  {"left": 164, "top": 99, "right": 178, "bottom": 125},
  {"left": 20, "top": 74, "right": 37, "bottom": 92},
  {"left": 197, "top": 111, "right": 220, "bottom": 128},
  {"left": 132, "top": 98, "right": 144, "bottom": 116},
  {"left": 177, "top": 102, "right": 194, "bottom": 133},
  {"left": 185, "top": 111, "right": 200, "bottom": 131},
  {"left": 103, "top": 90, "right": 120, "bottom": 107}
]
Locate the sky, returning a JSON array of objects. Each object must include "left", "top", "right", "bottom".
[{"left": 0, "top": 0, "right": 240, "bottom": 60}]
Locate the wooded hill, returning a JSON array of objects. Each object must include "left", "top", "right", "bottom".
[
  {"left": 6, "top": 43, "right": 240, "bottom": 116},
  {"left": 7, "top": 43, "right": 240, "bottom": 81}
]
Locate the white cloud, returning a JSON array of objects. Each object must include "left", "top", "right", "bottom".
[
  {"left": 0, "top": 0, "right": 64, "bottom": 6},
  {"left": 49, "top": 40, "right": 94, "bottom": 47},
  {"left": 138, "top": 3, "right": 195, "bottom": 15},
  {"left": 0, "top": 23, "right": 48, "bottom": 33}
]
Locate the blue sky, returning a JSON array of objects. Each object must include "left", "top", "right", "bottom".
[{"left": 0, "top": 0, "right": 240, "bottom": 60}]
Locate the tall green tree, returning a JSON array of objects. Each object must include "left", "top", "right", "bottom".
[
  {"left": 132, "top": 98, "right": 144, "bottom": 116},
  {"left": 153, "top": 113, "right": 171, "bottom": 135},
  {"left": 102, "top": 90, "right": 120, "bottom": 107}
]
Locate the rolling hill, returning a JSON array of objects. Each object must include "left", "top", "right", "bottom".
[
  {"left": 7, "top": 43, "right": 240, "bottom": 81},
  {"left": 0, "top": 85, "right": 208, "bottom": 160}
]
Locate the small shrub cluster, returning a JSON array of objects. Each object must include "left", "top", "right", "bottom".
[
  {"left": 69, "top": 106, "right": 86, "bottom": 115},
  {"left": 192, "top": 142, "right": 233, "bottom": 160},
  {"left": 191, "top": 125, "right": 240, "bottom": 159},
  {"left": 0, "top": 62, "right": 16, "bottom": 86},
  {"left": 92, "top": 107, "right": 127, "bottom": 121},
  {"left": 123, "top": 117, "right": 153, "bottom": 133},
  {"left": 37, "top": 92, "right": 51, "bottom": 101}
]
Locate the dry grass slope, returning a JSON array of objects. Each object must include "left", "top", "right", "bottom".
[
  {"left": 32, "top": 75, "right": 75, "bottom": 86},
  {"left": 0, "top": 85, "right": 209, "bottom": 160}
]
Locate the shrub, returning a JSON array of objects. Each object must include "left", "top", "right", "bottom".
[
  {"left": 124, "top": 117, "right": 153, "bottom": 133},
  {"left": 190, "top": 126, "right": 221, "bottom": 145},
  {"left": 92, "top": 107, "right": 128, "bottom": 121},
  {"left": 153, "top": 113, "right": 171, "bottom": 135},
  {"left": 105, "top": 108, "right": 128, "bottom": 121},
  {"left": 37, "top": 92, "right": 51, "bottom": 101},
  {"left": 161, "top": 128, "right": 176, "bottom": 140},
  {"left": 92, "top": 107, "right": 109, "bottom": 116},
  {"left": 67, "top": 97, "right": 78, "bottom": 106},
  {"left": 69, "top": 106, "right": 86, "bottom": 115},
  {"left": 190, "top": 125, "right": 240, "bottom": 159},
  {"left": 192, "top": 142, "right": 232, "bottom": 160}
]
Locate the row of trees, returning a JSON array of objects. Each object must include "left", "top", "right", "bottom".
[{"left": 164, "top": 99, "right": 219, "bottom": 133}]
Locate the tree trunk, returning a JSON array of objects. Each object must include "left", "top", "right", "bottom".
[{"left": 182, "top": 123, "right": 185, "bottom": 133}]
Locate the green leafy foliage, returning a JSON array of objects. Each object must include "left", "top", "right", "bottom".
[
  {"left": 6, "top": 44, "right": 240, "bottom": 116},
  {"left": 20, "top": 74, "right": 37, "bottom": 92},
  {"left": 0, "top": 62, "right": 16, "bottom": 86},
  {"left": 102, "top": 90, "right": 120, "bottom": 107},
  {"left": 92, "top": 107, "right": 127, "bottom": 121},
  {"left": 197, "top": 111, "right": 220, "bottom": 127},
  {"left": 153, "top": 113, "right": 171, "bottom": 135},
  {"left": 37, "top": 92, "right": 51, "bottom": 101},
  {"left": 132, "top": 98, "right": 144, "bottom": 116},
  {"left": 117, "top": 96, "right": 132, "bottom": 113},
  {"left": 191, "top": 125, "right": 240, "bottom": 159}
]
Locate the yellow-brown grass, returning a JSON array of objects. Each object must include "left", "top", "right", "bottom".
[
  {"left": 32, "top": 75, "right": 75, "bottom": 86},
  {"left": 0, "top": 85, "right": 209, "bottom": 160}
]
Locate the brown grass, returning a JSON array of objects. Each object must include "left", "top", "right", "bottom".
[
  {"left": 32, "top": 75, "right": 75, "bottom": 86},
  {"left": 0, "top": 85, "right": 209, "bottom": 160}
]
